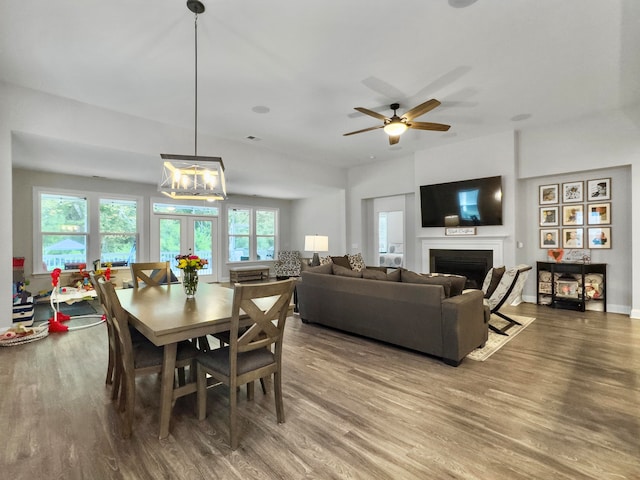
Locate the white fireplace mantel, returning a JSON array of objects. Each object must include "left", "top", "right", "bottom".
[{"left": 421, "top": 236, "right": 506, "bottom": 273}]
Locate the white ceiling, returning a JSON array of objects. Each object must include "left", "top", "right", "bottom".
[{"left": 3, "top": 0, "right": 639, "bottom": 198}]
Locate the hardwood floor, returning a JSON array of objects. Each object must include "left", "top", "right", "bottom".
[{"left": 1, "top": 303, "right": 639, "bottom": 479}]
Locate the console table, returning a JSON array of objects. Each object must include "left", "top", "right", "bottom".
[{"left": 536, "top": 261, "right": 607, "bottom": 312}]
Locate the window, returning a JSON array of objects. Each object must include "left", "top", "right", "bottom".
[
  {"left": 40, "top": 193, "right": 88, "bottom": 271},
  {"left": 227, "top": 206, "right": 277, "bottom": 262},
  {"left": 100, "top": 198, "right": 138, "bottom": 266},
  {"left": 35, "top": 189, "right": 141, "bottom": 273}
]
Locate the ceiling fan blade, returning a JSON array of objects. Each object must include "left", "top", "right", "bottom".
[
  {"left": 409, "top": 121, "right": 451, "bottom": 132},
  {"left": 402, "top": 99, "right": 441, "bottom": 121},
  {"left": 388, "top": 135, "right": 400, "bottom": 145},
  {"left": 354, "top": 107, "right": 389, "bottom": 121},
  {"left": 343, "top": 125, "right": 384, "bottom": 136}
]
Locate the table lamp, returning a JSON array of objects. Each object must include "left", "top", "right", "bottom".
[{"left": 304, "top": 235, "right": 329, "bottom": 266}]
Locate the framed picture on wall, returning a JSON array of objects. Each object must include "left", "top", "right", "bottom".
[
  {"left": 587, "top": 202, "right": 611, "bottom": 225},
  {"left": 562, "top": 228, "right": 584, "bottom": 248},
  {"left": 586, "top": 178, "right": 611, "bottom": 201},
  {"left": 540, "top": 228, "right": 559, "bottom": 248},
  {"left": 539, "top": 206, "right": 558, "bottom": 226},
  {"left": 562, "top": 181, "right": 584, "bottom": 203},
  {"left": 588, "top": 227, "right": 611, "bottom": 249},
  {"left": 539, "top": 184, "right": 559, "bottom": 205},
  {"left": 562, "top": 204, "right": 583, "bottom": 226}
]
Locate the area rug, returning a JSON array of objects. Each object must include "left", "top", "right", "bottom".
[{"left": 467, "top": 314, "right": 536, "bottom": 361}]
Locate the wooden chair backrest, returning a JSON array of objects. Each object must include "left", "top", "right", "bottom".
[
  {"left": 98, "top": 277, "right": 135, "bottom": 371},
  {"left": 229, "top": 279, "right": 295, "bottom": 367},
  {"left": 130, "top": 261, "right": 172, "bottom": 288}
]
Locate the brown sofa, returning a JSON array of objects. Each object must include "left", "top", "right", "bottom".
[{"left": 296, "top": 267, "right": 488, "bottom": 366}]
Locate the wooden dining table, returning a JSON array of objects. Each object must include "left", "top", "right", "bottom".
[{"left": 116, "top": 281, "right": 276, "bottom": 439}]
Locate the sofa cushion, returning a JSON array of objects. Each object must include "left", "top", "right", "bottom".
[
  {"left": 331, "top": 255, "right": 352, "bottom": 269},
  {"left": 428, "top": 273, "right": 467, "bottom": 297},
  {"left": 332, "top": 264, "right": 362, "bottom": 278},
  {"left": 387, "top": 269, "right": 401, "bottom": 282},
  {"left": 348, "top": 253, "right": 366, "bottom": 272},
  {"left": 484, "top": 266, "right": 505, "bottom": 298},
  {"left": 304, "top": 262, "right": 333, "bottom": 274},
  {"left": 401, "top": 269, "right": 452, "bottom": 297},
  {"left": 362, "top": 267, "right": 400, "bottom": 281}
]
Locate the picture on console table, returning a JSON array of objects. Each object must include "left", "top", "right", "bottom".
[
  {"left": 588, "top": 227, "right": 611, "bottom": 249},
  {"left": 540, "top": 228, "right": 559, "bottom": 248},
  {"left": 539, "top": 184, "right": 559, "bottom": 205}
]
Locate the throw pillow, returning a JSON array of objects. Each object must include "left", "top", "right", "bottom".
[
  {"left": 331, "top": 255, "right": 351, "bottom": 269},
  {"left": 320, "top": 255, "right": 332, "bottom": 265},
  {"left": 401, "top": 269, "right": 452, "bottom": 297},
  {"left": 484, "top": 266, "right": 506, "bottom": 299},
  {"left": 332, "top": 264, "right": 362, "bottom": 278},
  {"left": 348, "top": 253, "right": 366, "bottom": 272},
  {"left": 306, "top": 262, "right": 333, "bottom": 274}
]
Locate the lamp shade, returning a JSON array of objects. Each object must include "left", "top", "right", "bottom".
[
  {"left": 304, "top": 235, "right": 329, "bottom": 252},
  {"left": 158, "top": 154, "right": 227, "bottom": 201}
]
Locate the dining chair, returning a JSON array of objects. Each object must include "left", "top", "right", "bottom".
[
  {"left": 130, "top": 261, "right": 210, "bottom": 351},
  {"left": 129, "top": 261, "right": 175, "bottom": 288},
  {"left": 89, "top": 272, "right": 115, "bottom": 387},
  {"left": 98, "top": 277, "right": 199, "bottom": 438},
  {"left": 196, "top": 278, "right": 295, "bottom": 450}
]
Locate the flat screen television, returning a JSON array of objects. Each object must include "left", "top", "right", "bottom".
[{"left": 420, "top": 175, "right": 503, "bottom": 227}]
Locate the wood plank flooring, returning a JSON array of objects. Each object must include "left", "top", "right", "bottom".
[{"left": 1, "top": 303, "right": 639, "bottom": 479}]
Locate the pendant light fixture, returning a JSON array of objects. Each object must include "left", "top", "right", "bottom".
[{"left": 159, "top": 0, "right": 227, "bottom": 201}]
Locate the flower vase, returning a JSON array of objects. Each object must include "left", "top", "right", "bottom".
[{"left": 182, "top": 269, "right": 199, "bottom": 298}]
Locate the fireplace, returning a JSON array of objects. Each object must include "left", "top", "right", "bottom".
[{"left": 429, "top": 249, "right": 493, "bottom": 289}]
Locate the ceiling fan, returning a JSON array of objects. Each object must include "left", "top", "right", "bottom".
[{"left": 343, "top": 99, "right": 450, "bottom": 145}]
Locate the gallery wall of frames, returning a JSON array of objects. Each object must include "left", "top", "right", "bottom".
[{"left": 538, "top": 177, "right": 611, "bottom": 250}]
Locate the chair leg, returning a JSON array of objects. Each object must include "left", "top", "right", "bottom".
[
  {"left": 247, "top": 381, "right": 254, "bottom": 401},
  {"left": 229, "top": 382, "right": 239, "bottom": 450},
  {"left": 106, "top": 348, "right": 115, "bottom": 386},
  {"left": 260, "top": 377, "right": 267, "bottom": 395},
  {"left": 196, "top": 364, "right": 207, "bottom": 421},
  {"left": 489, "top": 311, "right": 523, "bottom": 336},
  {"left": 274, "top": 371, "right": 285, "bottom": 424}
]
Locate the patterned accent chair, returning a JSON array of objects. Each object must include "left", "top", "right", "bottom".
[{"left": 274, "top": 251, "right": 302, "bottom": 279}]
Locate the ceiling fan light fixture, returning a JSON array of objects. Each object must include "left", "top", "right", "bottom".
[{"left": 383, "top": 121, "right": 408, "bottom": 136}]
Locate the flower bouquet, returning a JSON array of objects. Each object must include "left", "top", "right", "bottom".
[{"left": 175, "top": 253, "right": 208, "bottom": 298}]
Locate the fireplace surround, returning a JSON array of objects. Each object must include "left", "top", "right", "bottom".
[
  {"left": 422, "top": 237, "right": 505, "bottom": 289},
  {"left": 430, "top": 249, "right": 493, "bottom": 289}
]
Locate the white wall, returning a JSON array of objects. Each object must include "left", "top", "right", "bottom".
[
  {"left": 289, "top": 190, "right": 346, "bottom": 258},
  {"left": 347, "top": 155, "right": 415, "bottom": 267},
  {"left": 518, "top": 106, "right": 640, "bottom": 316}
]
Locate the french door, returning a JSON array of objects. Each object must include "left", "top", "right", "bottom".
[{"left": 150, "top": 215, "right": 219, "bottom": 283}]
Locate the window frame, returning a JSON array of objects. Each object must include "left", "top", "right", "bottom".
[
  {"left": 226, "top": 205, "right": 278, "bottom": 263},
  {"left": 33, "top": 187, "right": 143, "bottom": 274}
]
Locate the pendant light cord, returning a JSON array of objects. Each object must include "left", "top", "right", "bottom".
[{"left": 194, "top": 12, "right": 199, "bottom": 157}]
